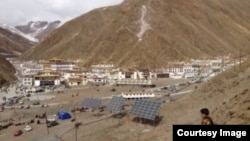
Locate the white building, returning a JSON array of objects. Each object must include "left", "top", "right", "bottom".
[
  {"left": 48, "top": 57, "right": 76, "bottom": 71},
  {"left": 67, "top": 77, "right": 88, "bottom": 86},
  {"left": 109, "top": 69, "right": 156, "bottom": 80},
  {"left": 23, "top": 65, "right": 43, "bottom": 75},
  {"left": 131, "top": 70, "right": 153, "bottom": 80},
  {"left": 163, "top": 63, "right": 185, "bottom": 79},
  {"left": 163, "top": 62, "right": 205, "bottom": 79},
  {"left": 34, "top": 72, "right": 61, "bottom": 87},
  {"left": 121, "top": 92, "right": 155, "bottom": 99},
  {"left": 88, "top": 76, "right": 109, "bottom": 84},
  {"left": 116, "top": 79, "right": 152, "bottom": 86},
  {"left": 62, "top": 70, "right": 89, "bottom": 80},
  {"left": 183, "top": 63, "right": 196, "bottom": 78},
  {"left": 109, "top": 71, "right": 126, "bottom": 80},
  {"left": 91, "top": 64, "right": 114, "bottom": 73},
  {"left": 22, "top": 75, "right": 33, "bottom": 87},
  {"left": 91, "top": 64, "right": 114, "bottom": 69},
  {"left": 51, "top": 62, "right": 75, "bottom": 71}
]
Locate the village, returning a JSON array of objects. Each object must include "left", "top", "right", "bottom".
[
  {"left": 0, "top": 56, "right": 240, "bottom": 141},
  {"left": 10, "top": 56, "right": 235, "bottom": 89}
]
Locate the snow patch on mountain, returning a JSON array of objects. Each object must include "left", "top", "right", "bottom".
[
  {"left": 0, "top": 24, "right": 38, "bottom": 42},
  {"left": 136, "top": 5, "right": 151, "bottom": 41},
  {"left": 15, "top": 21, "right": 61, "bottom": 41},
  {"left": 29, "top": 23, "right": 49, "bottom": 37}
]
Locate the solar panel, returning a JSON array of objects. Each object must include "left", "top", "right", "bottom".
[
  {"left": 81, "top": 98, "right": 102, "bottom": 109},
  {"left": 107, "top": 96, "right": 125, "bottom": 112},
  {"left": 129, "top": 99, "right": 161, "bottom": 121}
]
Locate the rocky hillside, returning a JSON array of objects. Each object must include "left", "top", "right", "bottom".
[
  {"left": 15, "top": 21, "right": 61, "bottom": 41},
  {"left": 0, "top": 25, "right": 36, "bottom": 57},
  {"left": 0, "top": 55, "right": 16, "bottom": 86},
  {"left": 22, "top": 0, "right": 250, "bottom": 69},
  {"left": 211, "top": 62, "right": 250, "bottom": 124},
  {"left": 152, "top": 57, "right": 250, "bottom": 140}
]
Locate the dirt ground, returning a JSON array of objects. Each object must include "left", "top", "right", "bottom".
[{"left": 0, "top": 78, "right": 198, "bottom": 141}]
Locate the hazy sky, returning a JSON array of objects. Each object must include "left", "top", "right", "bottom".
[{"left": 0, "top": 0, "right": 124, "bottom": 26}]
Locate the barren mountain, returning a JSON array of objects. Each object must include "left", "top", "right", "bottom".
[
  {"left": 0, "top": 25, "right": 36, "bottom": 57},
  {"left": 15, "top": 20, "right": 61, "bottom": 41},
  {"left": 0, "top": 55, "right": 16, "bottom": 86},
  {"left": 22, "top": 0, "right": 250, "bottom": 69}
]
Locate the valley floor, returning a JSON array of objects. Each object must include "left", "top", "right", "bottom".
[{"left": 0, "top": 78, "right": 198, "bottom": 141}]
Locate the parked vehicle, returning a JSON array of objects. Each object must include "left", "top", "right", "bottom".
[
  {"left": 32, "top": 101, "right": 40, "bottom": 105},
  {"left": 24, "top": 125, "right": 32, "bottom": 131},
  {"left": 41, "top": 103, "right": 48, "bottom": 108},
  {"left": 25, "top": 105, "right": 30, "bottom": 109},
  {"left": 19, "top": 100, "right": 24, "bottom": 104},
  {"left": 14, "top": 130, "right": 23, "bottom": 136},
  {"left": 47, "top": 117, "right": 56, "bottom": 122},
  {"left": 47, "top": 121, "right": 58, "bottom": 128}
]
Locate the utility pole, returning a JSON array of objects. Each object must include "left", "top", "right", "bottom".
[
  {"left": 45, "top": 112, "right": 49, "bottom": 134},
  {"left": 75, "top": 125, "right": 78, "bottom": 141},
  {"left": 73, "top": 103, "right": 78, "bottom": 141},
  {"left": 74, "top": 111, "right": 77, "bottom": 141},
  {"left": 74, "top": 116, "right": 82, "bottom": 141}
]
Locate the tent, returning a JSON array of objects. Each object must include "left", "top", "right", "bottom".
[{"left": 57, "top": 112, "right": 71, "bottom": 120}]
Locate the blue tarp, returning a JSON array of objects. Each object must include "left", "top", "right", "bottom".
[{"left": 57, "top": 112, "right": 71, "bottom": 120}]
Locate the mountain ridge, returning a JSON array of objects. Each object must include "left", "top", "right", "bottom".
[
  {"left": 0, "top": 24, "right": 38, "bottom": 42},
  {"left": 0, "top": 20, "right": 60, "bottom": 57},
  {"left": 0, "top": 25, "right": 35, "bottom": 57},
  {"left": 15, "top": 20, "right": 61, "bottom": 41},
  {"left": 22, "top": 0, "right": 250, "bottom": 69}
]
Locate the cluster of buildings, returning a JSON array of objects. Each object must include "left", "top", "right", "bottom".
[
  {"left": 19, "top": 58, "right": 83, "bottom": 87},
  {"left": 11, "top": 56, "right": 236, "bottom": 88},
  {"left": 161, "top": 57, "right": 235, "bottom": 79}
]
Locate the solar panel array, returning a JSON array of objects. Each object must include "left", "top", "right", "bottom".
[
  {"left": 129, "top": 100, "right": 161, "bottom": 121},
  {"left": 107, "top": 96, "right": 125, "bottom": 112},
  {"left": 81, "top": 98, "right": 102, "bottom": 109}
]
